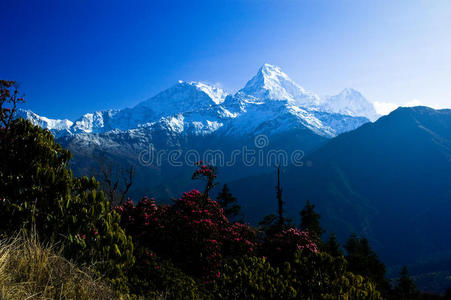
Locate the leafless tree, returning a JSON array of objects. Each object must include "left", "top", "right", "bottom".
[{"left": 99, "top": 159, "right": 135, "bottom": 205}]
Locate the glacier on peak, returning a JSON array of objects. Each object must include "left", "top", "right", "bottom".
[
  {"left": 320, "top": 88, "right": 380, "bottom": 121},
  {"left": 16, "top": 109, "right": 73, "bottom": 137},
  {"left": 137, "top": 81, "right": 227, "bottom": 111},
  {"left": 187, "top": 81, "right": 228, "bottom": 105},
  {"left": 18, "top": 63, "right": 378, "bottom": 140},
  {"left": 239, "top": 63, "right": 321, "bottom": 108},
  {"left": 71, "top": 110, "right": 120, "bottom": 134}
]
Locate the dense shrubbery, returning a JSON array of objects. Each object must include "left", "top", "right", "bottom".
[
  {"left": 1, "top": 80, "right": 449, "bottom": 299},
  {"left": 0, "top": 118, "right": 134, "bottom": 291},
  {"left": 117, "top": 189, "right": 258, "bottom": 288},
  {"left": 0, "top": 82, "right": 134, "bottom": 293},
  {"left": 114, "top": 164, "right": 386, "bottom": 299}
]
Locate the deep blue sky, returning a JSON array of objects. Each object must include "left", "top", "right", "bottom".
[{"left": 1, "top": 0, "right": 450, "bottom": 120}]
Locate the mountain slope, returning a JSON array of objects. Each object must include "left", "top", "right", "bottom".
[
  {"left": 70, "top": 81, "right": 230, "bottom": 134},
  {"left": 20, "top": 63, "right": 380, "bottom": 204},
  {"left": 229, "top": 106, "right": 451, "bottom": 268},
  {"left": 320, "top": 88, "right": 380, "bottom": 121},
  {"left": 16, "top": 109, "right": 73, "bottom": 137},
  {"left": 21, "top": 64, "right": 376, "bottom": 139}
]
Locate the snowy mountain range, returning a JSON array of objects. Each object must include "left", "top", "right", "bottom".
[{"left": 18, "top": 64, "right": 379, "bottom": 140}]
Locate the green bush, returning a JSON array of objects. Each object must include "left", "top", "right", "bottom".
[
  {"left": 285, "top": 251, "right": 382, "bottom": 299},
  {"left": 213, "top": 252, "right": 383, "bottom": 300},
  {"left": 213, "top": 256, "right": 296, "bottom": 299},
  {"left": 128, "top": 246, "right": 210, "bottom": 299},
  {"left": 0, "top": 118, "right": 134, "bottom": 291}
]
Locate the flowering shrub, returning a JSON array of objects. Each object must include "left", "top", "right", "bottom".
[
  {"left": 159, "top": 189, "right": 227, "bottom": 279},
  {"left": 0, "top": 86, "right": 386, "bottom": 298},
  {"left": 222, "top": 222, "right": 258, "bottom": 257},
  {"left": 262, "top": 227, "right": 318, "bottom": 264},
  {"left": 117, "top": 189, "right": 258, "bottom": 283},
  {"left": 192, "top": 161, "right": 217, "bottom": 200},
  {"left": 192, "top": 162, "right": 217, "bottom": 179},
  {"left": 116, "top": 197, "right": 164, "bottom": 246}
]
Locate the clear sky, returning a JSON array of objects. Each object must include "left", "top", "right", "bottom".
[{"left": 1, "top": 0, "right": 450, "bottom": 120}]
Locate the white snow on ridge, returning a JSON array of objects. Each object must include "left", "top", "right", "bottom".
[
  {"left": 136, "top": 81, "right": 228, "bottom": 114},
  {"left": 19, "top": 64, "right": 378, "bottom": 139},
  {"left": 320, "top": 88, "right": 380, "bottom": 122},
  {"left": 16, "top": 109, "right": 73, "bottom": 134},
  {"left": 189, "top": 81, "right": 228, "bottom": 105},
  {"left": 240, "top": 63, "right": 321, "bottom": 107},
  {"left": 71, "top": 110, "right": 120, "bottom": 134}
]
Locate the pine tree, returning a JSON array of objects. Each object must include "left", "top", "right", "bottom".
[
  {"left": 345, "top": 234, "right": 391, "bottom": 295},
  {"left": 299, "top": 200, "right": 324, "bottom": 241},
  {"left": 323, "top": 233, "right": 343, "bottom": 257},
  {"left": 257, "top": 166, "right": 292, "bottom": 235},
  {"left": 276, "top": 165, "right": 284, "bottom": 227},
  {"left": 216, "top": 184, "right": 241, "bottom": 221},
  {"left": 393, "top": 266, "right": 420, "bottom": 300}
]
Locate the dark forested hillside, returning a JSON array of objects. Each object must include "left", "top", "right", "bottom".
[{"left": 230, "top": 106, "right": 451, "bottom": 292}]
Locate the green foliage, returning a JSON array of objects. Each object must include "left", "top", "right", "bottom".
[
  {"left": 286, "top": 251, "right": 382, "bottom": 299},
  {"left": 0, "top": 118, "right": 72, "bottom": 235},
  {"left": 299, "top": 200, "right": 324, "bottom": 242},
  {"left": 392, "top": 266, "right": 421, "bottom": 300},
  {"left": 216, "top": 184, "right": 241, "bottom": 221},
  {"left": 128, "top": 247, "right": 210, "bottom": 299},
  {"left": 65, "top": 176, "right": 135, "bottom": 290},
  {"left": 323, "top": 233, "right": 343, "bottom": 257},
  {"left": 213, "top": 256, "right": 296, "bottom": 299},
  {"left": 0, "top": 91, "right": 401, "bottom": 298},
  {"left": 213, "top": 252, "right": 383, "bottom": 300},
  {"left": 0, "top": 118, "right": 134, "bottom": 291},
  {"left": 258, "top": 213, "right": 293, "bottom": 236},
  {"left": 323, "top": 272, "right": 383, "bottom": 300},
  {"left": 345, "top": 234, "right": 391, "bottom": 295}
]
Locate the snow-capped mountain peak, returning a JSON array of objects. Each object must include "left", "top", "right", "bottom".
[
  {"left": 340, "top": 88, "right": 361, "bottom": 97},
  {"left": 66, "top": 81, "right": 229, "bottom": 135},
  {"left": 15, "top": 109, "right": 73, "bottom": 137},
  {"left": 71, "top": 109, "right": 119, "bottom": 134},
  {"left": 239, "top": 63, "right": 321, "bottom": 107},
  {"left": 320, "top": 88, "right": 380, "bottom": 121},
  {"left": 18, "top": 64, "right": 378, "bottom": 139},
  {"left": 186, "top": 81, "right": 227, "bottom": 105},
  {"left": 136, "top": 80, "right": 227, "bottom": 112}
]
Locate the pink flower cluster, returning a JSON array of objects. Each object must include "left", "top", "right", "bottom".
[
  {"left": 192, "top": 163, "right": 217, "bottom": 180},
  {"left": 116, "top": 188, "right": 321, "bottom": 283},
  {"left": 264, "top": 227, "right": 318, "bottom": 263},
  {"left": 115, "top": 197, "right": 164, "bottom": 240},
  {"left": 222, "top": 222, "right": 258, "bottom": 256},
  {"left": 116, "top": 189, "right": 261, "bottom": 281}
]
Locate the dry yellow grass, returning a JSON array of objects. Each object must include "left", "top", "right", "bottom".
[{"left": 0, "top": 232, "right": 115, "bottom": 300}]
